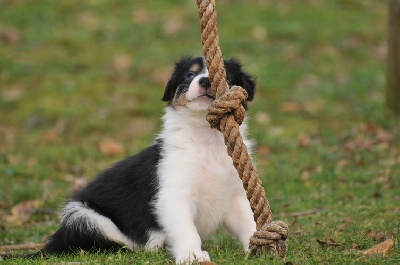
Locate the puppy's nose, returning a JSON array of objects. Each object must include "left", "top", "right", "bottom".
[{"left": 198, "top": 77, "right": 211, "bottom": 89}]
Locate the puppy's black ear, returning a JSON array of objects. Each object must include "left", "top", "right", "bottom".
[
  {"left": 224, "top": 58, "right": 256, "bottom": 102},
  {"left": 162, "top": 77, "right": 176, "bottom": 102},
  {"left": 162, "top": 56, "right": 193, "bottom": 102},
  {"left": 240, "top": 71, "right": 256, "bottom": 101}
]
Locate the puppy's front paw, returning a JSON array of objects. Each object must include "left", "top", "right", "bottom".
[{"left": 175, "top": 250, "right": 210, "bottom": 264}]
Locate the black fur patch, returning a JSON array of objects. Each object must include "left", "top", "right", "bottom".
[
  {"left": 162, "top": 56, "right": 206, "bottom": 102},
  {"left": 41, "top": 140, "right": 164, "bottom": 255}
]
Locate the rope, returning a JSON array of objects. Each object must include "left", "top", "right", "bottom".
[{"left": 196, "top": 0, "right": 289, "bottom": 257}]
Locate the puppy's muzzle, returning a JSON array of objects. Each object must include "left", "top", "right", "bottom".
[{"left": 198, "top": 77, "right": 214, "bottom": 99}]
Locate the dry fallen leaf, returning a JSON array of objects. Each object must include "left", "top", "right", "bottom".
[
  {"left": 257, "top": 145, "right": 270, "bottom": 156},
  {"left": 298, "top": 134, "right": 311, "bottom": 147},
  {"left": 369, "top": 231, "right": 387, "bottom": 242},
  {"left": 113, "top": 54, "right": 132, "bottom": 75},
  {"left": 151, "top": 68, "right": 172, "bottom": 87},
  {"left": 301, "top": 170, "right": 312, "bottom": 186},
  {"left": 295, "top": 74, "right": 321, "bottom": 90},
  {"left": 42, "top": 129, "right": 60, "bottom": 142},
  {"left": 363, "top": 239, "right": 393, "bottom": 256},
  {"left": 5, "top": 199, "right": 43, "bottom": 226},
  {"left": 0, "top": 26, "right": 20, "bottom": 45},
  {"left": 163, "top": 14, "right": 185, "bottom": 35},
  {"left": 3, "top": 83, "right": 25, "bottom": 101},
  {"left": 200, "top": 262, "right": 216, "bottom": 265},
  {"left": 132, "top": 9, "right": 156, "bottom": 24},
  {"left": 65, "top": 175, "right": 89, "bottom": 192},
  {"left": 78, "top": 11, "right": 99, "bottom": 31},
  {"left": 99, "top": 138, "right": 125, "bottom": 156},
  {"left": 254, "top": 111, "right": 270, "bottom": 125},
  {"left": 279, "top": 101, "right": 302, "bottom": 113},
  {"left": 128, "top": 118, "right": 155, "bottom": 137}
]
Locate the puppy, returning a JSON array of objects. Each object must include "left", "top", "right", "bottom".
[{"left": 5, "top": 56, "right": 257, "bottom": 263}]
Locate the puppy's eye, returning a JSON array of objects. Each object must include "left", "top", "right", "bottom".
[{"left": 186, "top": 72, "right": 195, "bottom": 79}]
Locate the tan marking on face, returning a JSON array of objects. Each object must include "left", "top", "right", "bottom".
[{"left": 189, "top": 63, "right": 201, "bottom": 73}]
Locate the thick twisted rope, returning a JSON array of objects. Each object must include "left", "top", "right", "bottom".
[{"left": 196, "top": 0, "right": 288, "bottom": 257}]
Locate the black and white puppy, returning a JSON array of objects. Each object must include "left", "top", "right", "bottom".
[{"left": 12, "top": 56, "right": 257, "bottom": 263}]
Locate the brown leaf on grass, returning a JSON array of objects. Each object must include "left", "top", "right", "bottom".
[
  {"left": 369, "top": 231, "right": 387, "bottom": 242},
  {"left": 396, "top": 155, "right": 400, "bottom": 164},
  {"left": 151, "top": 68, "right": 172, "bottom": 87},
  {"left": 279, "top": 101, "right": 301, "bottom": 113},
  {"left": 65, "top": 175, "right": 88, "bottom": 192},
  {"left": 98, "top": 139, "right": 125, "bottom": 156},
  {"left": 301, "top": 170, "right": 311, "bottom": 186},
  {"left": 371, "top": 41, "right": 387, "bottom": 61},
  {"left": 132, "top": 9, "right": 156, "bottom": 24},
  {"left": 128, "top": 118, "right": 156, "bottom": 137},
  {"left": 254, "top": 111, "right": 270, "bottom": 125},
  {"left": 257, "top": 145, "right": 270, "bottom": 156},
  {"left": 113, "top": 54, "right": 132, "bottom": 75},
  {"left": 335, "top": 159, "right": 348, "bottom": 170},
  {"left": 42, "top": 129, "right": 60, "bottom": 143},
  {"left": 298, "top": 134, "right": 311, "bottom": 147},
  {"left": 78, "top": 11, "right": 99, "bottom": 31},
  {"left": 300, "top": 166, "right": 322, "bottom": 186},
  {"left": 363, "top": 239, "right": 393, "bottom": 256},
  {"left": 2, "top": 83, "right": 25, "bottom": 101},
  {"left": 163, "top": 14, "right": 185, "bottom": 35},
  {"left": 316, "top": 237, "right": 345, "bottom": 248},
  {"left": 295, "top": 74, "right": 321, "bottom": 90},
  {"left": 5, "top": 154, "right": 21, "bottom": 165},
  {"left": 5, "top": 200, "right": 43, "bottom": 226},
  {"left": 0, "top": 26, "right": 20, "bottom": 45}
]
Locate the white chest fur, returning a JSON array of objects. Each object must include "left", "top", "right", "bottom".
[{"left": 154, "top": 107, "right": 254, "bottom": 239}]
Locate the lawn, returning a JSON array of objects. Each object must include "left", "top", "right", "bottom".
[{"left": 0, "top": 0, "right": 399, "bottom": 264}]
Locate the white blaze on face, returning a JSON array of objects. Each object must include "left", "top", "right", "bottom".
[
  {"left": 185, "top": 67, "right": 212, "bottom": 111},
  {"left": 186, "top": 69, "right": 209, "bottom": 101}
]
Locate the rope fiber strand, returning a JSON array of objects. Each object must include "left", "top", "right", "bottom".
[{"left": 196, "top": 0, "right": 288, "bottom": 257}]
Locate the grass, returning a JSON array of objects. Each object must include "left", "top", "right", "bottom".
[{"left": 0, "top": 0, "right": 399, "bottom": 264}]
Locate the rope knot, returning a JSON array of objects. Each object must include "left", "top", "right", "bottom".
[
  {"left": 249, "top": 220, "right": 289, "bottom": 257},
  {"left": 206, "top": 85, "right": 248, "bottom": 130}
]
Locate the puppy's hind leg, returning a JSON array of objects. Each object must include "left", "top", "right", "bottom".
[
  {"left": 43, "top": 201, "right": 136, "bottom": 255},
  {"left": 145, "top": 230, "right": 167, "bottom": 251}
]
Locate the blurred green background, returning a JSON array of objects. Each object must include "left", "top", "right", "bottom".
[{"left": 0, "top": 0, "right": 399, "bottom": 264}]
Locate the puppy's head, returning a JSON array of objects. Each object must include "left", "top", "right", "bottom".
[{"left": 162, "top": 56, "right": 255, "bottom": 111}]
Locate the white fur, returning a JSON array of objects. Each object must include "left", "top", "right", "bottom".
[
  {"left": 154, "top": 106, "right": 256, "bottom": 263},
  {"left": 145, "top": 230, "right": 166, "bottom": 251},
  {"left": 62, "top": 201, "right": 138, "bottom": 250}
]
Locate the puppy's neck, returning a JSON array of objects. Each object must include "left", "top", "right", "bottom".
[
  {"left": 160, "top": 106, "right": 249, "bottom": 145},
  {"left": 162, "top": 106, "right": 210, "bottom": 129}
]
